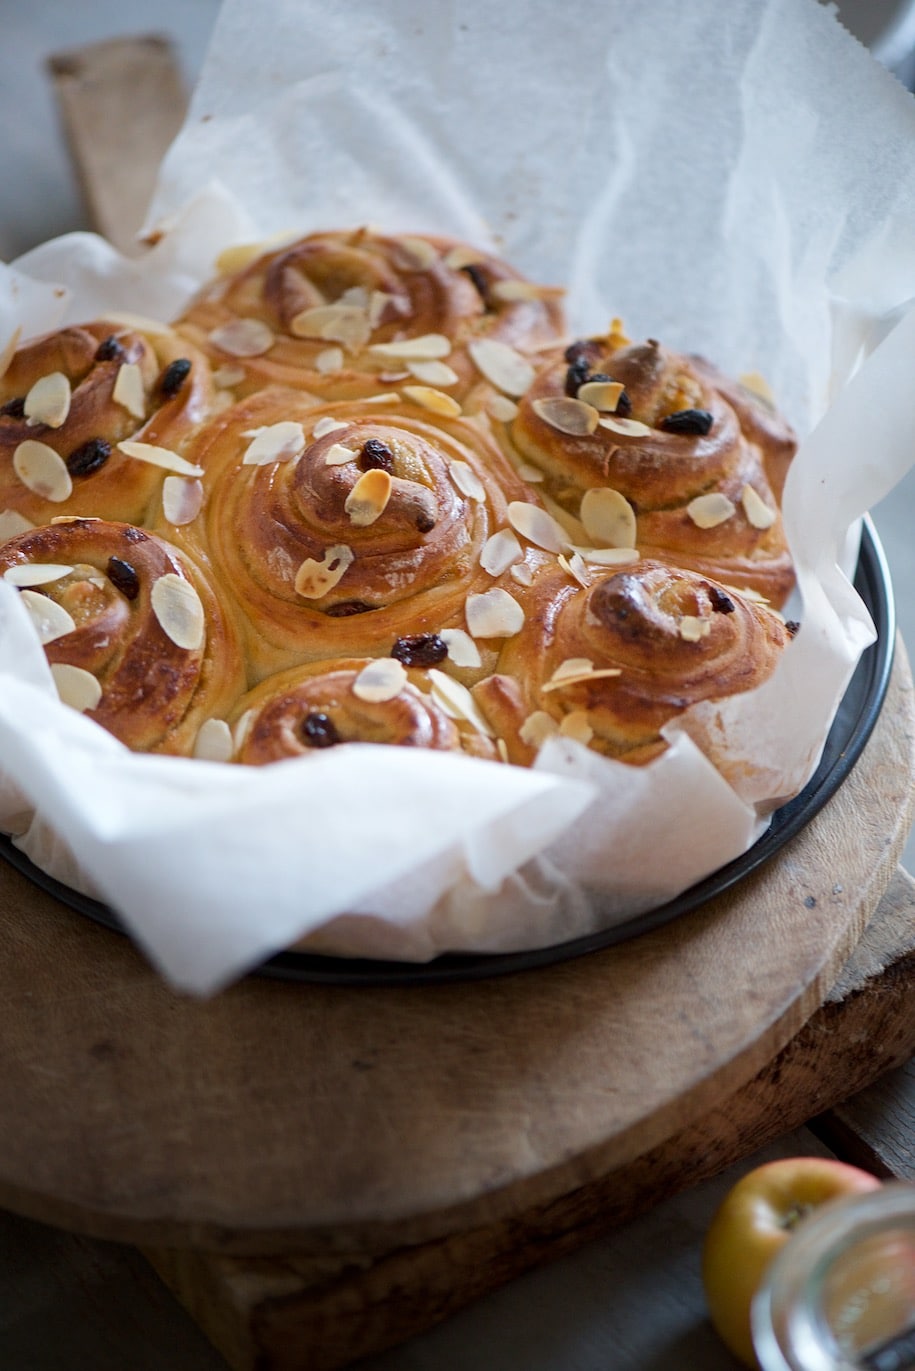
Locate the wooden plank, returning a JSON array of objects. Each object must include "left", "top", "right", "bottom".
[{"left": 48, "top": 35, "right": 188, "bottom": 254}]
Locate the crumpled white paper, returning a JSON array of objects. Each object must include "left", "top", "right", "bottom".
[{"left": 3, "top": 0, "right": 915, "bottom": 994}]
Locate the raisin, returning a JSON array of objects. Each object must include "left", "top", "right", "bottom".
[
  {"left": 461, "top": 263, "right": 492, "bottom": 309},
  {"left": 0, "top": 397, "right": 25, "bottom": 418},
  {"left": 658, "top": 408, "right": 713, "bottom": 436},
  {"left": 359, "top": 437, "right": 394, "bottom": 473},
  {"left": 391, "top": 633, "right": 448, "bottom": 668},
  {"left": 324, "top": 600, "right": 374, "bottom": 617},
  {"left": 709, "top": 586, "right": 735, "bottom": 614},
  {"left": 107, "top": 555, "right": 140, "bottom": 600},
  {"left": 785, "top": 620, "right": 801, "bottom": 638},
  {"left": 66, "top": 437, "right": 111, "bottom": 477},
  {"left": 300, "top": 712, "right": 341, "bottom": 748},
  {"left": 416, "top": 511, "right": 436, "bottom": 534},
  {"left": 160, "top": 358, "right": 191, "bottom": 398},
  {"left": 564, "top": 340, "right": 592, "bottom": 365},
  {"left": 615, "top": 390, "right": 633, "bottom": 418},
  {"left": 564, "top": 361, "right": 591, "bottom": 397},
  {"left": 94, "top": 336, "right": 127, "bottom": 363}
]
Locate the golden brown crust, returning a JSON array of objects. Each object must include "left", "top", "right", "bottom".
[
  {"left": 0, "top": 518, "right": 246, "bottom": 755},
  {"left": 507, "top": 334, "right": 796, "bottom": 607},
  {"left": 176, "top": 228, "right": 565, "bottom": 404},
  {"left": 475, "top": 560, "right": 792, "bottom": 766},
  {"left": 0, "top": 320, "right": 214, "bottom": 526},
  {"left": 231, "top": 657, "right": 497, "bottom": 764}
]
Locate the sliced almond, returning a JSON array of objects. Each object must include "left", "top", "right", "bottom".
[
  {"left": 24, "top": 372, "right": 71, "bottom": 428},
  {"left": 345, "top": 469, "right": 393, "bottom": 526},
  {"left": 510, "top": 561, "right": 534, "bottom": 587},
  {"left": 407, "top": 359, "right": 459, "bottom": 386},
  {"left": 507, "top": 500, "right": 567, "bottom": 553},
  {"left": 569, "top": 544, "right": 639, "bottom": 567},
  {"left": 580, "top": 487, "right": 637, "bottom": 548},
  {"left": 680, "top": 615, "right": 711, "bottom": 642},
  {"left": 242, "top": 420, "right": 306, "bottom": 466},
  {"left": 360, "top": 391, "right": 400, "bottom": 405},
  {"left": 232, "top": 708, "right": 255, "bottom": 754},
  {"left": 339, "top": 286, "right": 370, "bottom": 310},
  {"left": 193, "top": 718, "right": 235, "bottom": 762},
  {"left": 577, "top": 380, "right": 625, "bottom": 412},
  {"left": 559, "top": 710, "right": 593, "bottom": 744},
  {"left": 428, "top": 668, "right": 495, "bottom": 736},
  {"left": 516, "top": 461, "right": 544, "bottom": 482},
  {"left": 4, "top": 563, "right": 73, "bottom": 587},
  {"left": 18, "top": 588, "right": 76, "bottom": 643},
  {"left": 213, "top": 364, "right": 246, "bottom": 388},
  {"left": 598, "top": 414, "right": 652, "bottom": 437},
  {"left": 352, "top": 657, "right": 407, "bottom": 703},
  {"left": 403, "top": 385, "right": 462, "bottom": 417},
  {"left": 391, "top": 236, "right": 439, "bottom": 271},
  {"left": 519, "top": 710, "right": 559, "bottom": 747},
  {"left": 466, "top": 587, "right": 525, "bottom": 639},
  {"left": 315, "top": 346, "right": 345, "bottom": 374},
  {"left": 496, "top": 738, "right": 509, "bottom": 763},
  {"left": 50, "top": 663, "right": 102, "bottom": 713},
  {"left": 313, "top": 416, "right": 350, "bottom": 439},
  {"left": 0, "top": 325, "right": 22, "bottom": 380},
  {"left": 552, "top": 658, "right": 594, "bottom": 682},
  {"left": 468, "top": 339, "right": 535, "bottom": 397},
  {"left": 324, "top": 442, "right": 358, "bottom": 467},
  {"left": 541, "top": 666, "right": 622, "bottom": 693},
  {"left": 162, "top": 476, "right": 204, "bottom": 526},
  {"left": 532, "top": 396, "right": 599, "bottom": 436},
  {"left": 12, "top": 440, "right": 73, "bottom": 502},
  {"left": 294, "top": 544, "right": 354, "bottom": 598},
  {"left": 0, "top": 509, "right": 35, "bottom": 541},
  {"left": 151, "top": 573, "right": 205, "bottom": 650},
  {"left": 117, "top": 440, "right": 204, "bottom": 477},
  {"left": 488, "top": 394, "right": 519, "bottom": 422},
  {"left": 490, "top": 279, "right": 564, "bottom": 303},
  {"left": 687, "top": 492, "right": 737, "bottom": 529},
  {"left": 368, "top": 333, "right": 451, "bottom": 361},
  {"left": 112, "top": 362, "right": 146, "bottom": 420},
  {"left": 439, "top": 628, "right": 482, "bottom": 669},
  {"left": 557, "top": 551, "right": 590, "bottom": 588},
  {"left": 289, "top": 304, "right": 370, "bottom": 350},
  {"left": 738, "top": 371, "right": 776, "bottom": 406},
  {"left": 443, "top": 244, "right": 483, "bottom": 271},
  {"left": 449, "top": 460, "right": 485, "bottom": 500},
  {"left": 480, "top": 528, "right": 523, "bottom": 576},
  {"left": 208, "top": 318, "right": 275, "bottom": 357},
  {"left": 369, "top": 291, "right": 393, "bottom": 328},
  {"left": 741, "top": 484, "right": 776, "bottom": 530}
]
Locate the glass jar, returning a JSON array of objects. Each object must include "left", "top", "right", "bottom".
[{"left": 752, "top": 1182, "right": 915, "bottom": 1370}]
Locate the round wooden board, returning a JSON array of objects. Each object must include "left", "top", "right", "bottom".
[{"left": 0, "top": 643, "right": 913, "bottom": 1258}]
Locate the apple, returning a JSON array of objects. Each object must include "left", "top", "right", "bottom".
[{"left": 701, "top": 1156, "right": 881, "bottom": 1367}]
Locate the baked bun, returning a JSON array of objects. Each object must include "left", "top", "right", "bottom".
[
  {"left": 231, "top": 657, "right": 498, "bottom": 765},
  {"left": 164, "top": 385, "right": 537, "bottom": 682},
  {"left": 475, "top": 559, "right": 794, "bottom": 766},
  {"left": 0, "top": 518, "right": 245, "bottom": 755},
  {"left": 508, "top": 330, "right": 796, "bottom": 607},
  {"left": 176, "top": 227, "right": 565, "bottom": 405},
  {"left": 0, "top": 320, "right": 214, "bottom": 527}
]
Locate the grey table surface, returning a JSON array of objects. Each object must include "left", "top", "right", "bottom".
[{"left": 1, "top": 4, "right": 914, "bottom": 1369}]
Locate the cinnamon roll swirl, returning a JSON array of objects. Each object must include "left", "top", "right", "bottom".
[
  {"left": 0, "top": 320, "right": 213, "bottom": 528},
  {"left": 231, "top": 656, "right": 498, "bottom": 765},
  {"left": 474, "top": 560, "right": 793, "bottom": 766},
  {"left": 176, "top": 227, "right": 565, "bottom": 405},
  {"left": 168, "top": 386, "right": 535, "bottom": 681},
  {"left": 0, "top": 518, "right": 245, "bottom": 755},
  {"left": 508, "top": 331, "right": 796, "bottom": 606}
]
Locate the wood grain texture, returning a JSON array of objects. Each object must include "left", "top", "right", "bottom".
[
  {"left": 141, "top": 870, "right": 915, "bottom": 1371},
  {"left": 0, "top": 642, "right": 911, "bottom": 1264},
  {"left": 48, "top": 35, "right": 187, "bottom": 254}
]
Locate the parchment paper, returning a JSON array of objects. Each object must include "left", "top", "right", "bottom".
[{"left": 2, "top": 0, "right": 915, "bottom": 994}]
